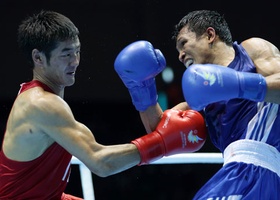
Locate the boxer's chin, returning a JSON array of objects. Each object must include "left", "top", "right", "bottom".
[{"left": 184, "top": 59, "right": 194, "bottom": 68}]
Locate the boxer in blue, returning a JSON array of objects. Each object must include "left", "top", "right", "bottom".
[{"left": 115, "top": 10, "right": 280, "bottom": 199}]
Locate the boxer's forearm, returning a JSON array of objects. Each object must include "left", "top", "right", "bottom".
[{"left": 140, "top": 103, "right": 163, "bottom": 133}]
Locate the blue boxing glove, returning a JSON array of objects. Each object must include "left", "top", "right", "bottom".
[
  {"left": 182, "top": 64, "right": 267, "bottom": 111},
  {"left": 114, "top": 40, "right": 166, "bottom": 111}
]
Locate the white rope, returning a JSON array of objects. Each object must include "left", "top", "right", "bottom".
[
  {"left": 71, "top": 157, "right": 95, "bottom": 200},
  {"left": 71, "top": 152, "right": 223, "bottom": 200},
  {"left": 151, "top": 152, "right": 223, "bottom": 164}
]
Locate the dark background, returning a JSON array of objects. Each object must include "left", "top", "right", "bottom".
[{"left": 0, "top": 1, "right": 279, "bottom": 199}]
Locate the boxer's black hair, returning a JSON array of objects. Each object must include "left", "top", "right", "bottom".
[
  {"left": 172, "top": 10, "right": 232, "bottom": 46},
  {"left": 17, "top": 10, "right": 80, "bottom": 67}
]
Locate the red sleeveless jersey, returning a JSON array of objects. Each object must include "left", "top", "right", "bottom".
[{"left": 0, "top": 80, "right": 75, "bottom": 200}]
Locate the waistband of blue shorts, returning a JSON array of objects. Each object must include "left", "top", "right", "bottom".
[{"left": 223, "top": 139, "right": 280, "bottom": 177}]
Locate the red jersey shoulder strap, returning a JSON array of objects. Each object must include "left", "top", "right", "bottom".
[{"left": 18, "top": 80, "right": 54, "bottom": 94}]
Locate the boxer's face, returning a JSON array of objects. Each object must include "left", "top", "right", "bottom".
[
  {"left": 41, "top": 38, "right": 81, "bottom": 87},
  {"left": 176, "top": 25, "right": 213, "bottom": 68}
]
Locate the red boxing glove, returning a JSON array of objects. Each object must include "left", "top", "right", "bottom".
[{"left": 132, "top": 109, "right": 207, "bottom": 165}]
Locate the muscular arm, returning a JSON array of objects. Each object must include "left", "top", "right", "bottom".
[
  {"left": 3, "top": 89, "right": 140, "bottom": 178},
  {"left": 139, "top": 102, "right": 189, "bottom": 133},
  {"left": 139, "top": 103, "right": 163, "bottom": 133},
  {"left": 242, "top": 38, "right": 280, "bottom": 104},
  {"left": 39, "top": 95, "right": 140, "bottom": 177}
]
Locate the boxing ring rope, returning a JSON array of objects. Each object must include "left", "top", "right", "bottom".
[
  {"left": 71, "top": 152, "right": 223, "bottom": 200},
  {"left": 70, "top": 157, "right": 95, "bottom": 200}
]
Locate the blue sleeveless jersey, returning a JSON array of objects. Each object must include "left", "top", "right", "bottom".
[{"left": 193, "top": 42, "right": 280, "bottom": 200}]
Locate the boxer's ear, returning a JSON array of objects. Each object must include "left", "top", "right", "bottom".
[
  {"left": 32, "top": 49, "right": 43, "bottom": 65},
  {"left": 206, "top": 27, "right": 216, "bottom": 43}
]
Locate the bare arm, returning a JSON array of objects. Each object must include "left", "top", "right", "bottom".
[
  {"left": 34, "top": 93, "right": 140, "bottom": 177},
  {"left": 139, "top": 102, "right": 189, "bottom": 133},
  {"left": 242, "top": 38, "right": 280, "bottom": 104},
  {"left": 140, "top": 103, "right": 163, "bottom": 133}
]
